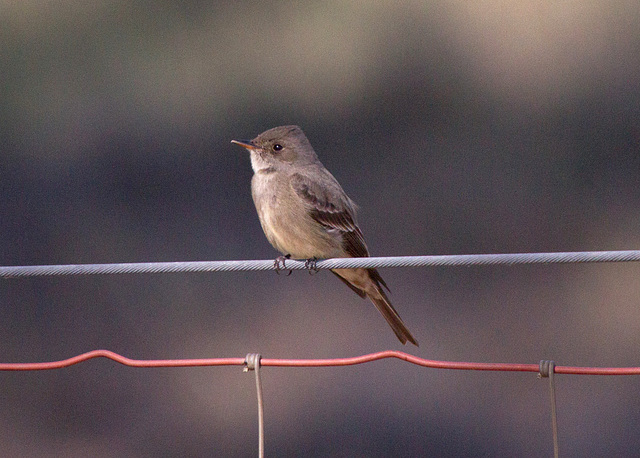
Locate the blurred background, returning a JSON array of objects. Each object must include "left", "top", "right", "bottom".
[{"left": 2, "top": 1, "right": 640, "bottom": 456}]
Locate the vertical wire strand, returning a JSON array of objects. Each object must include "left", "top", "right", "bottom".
[
  {"left": 539, "top": 360, "right": 559, "bottom": 458},
  {"left": 245, "top": 353, "right": 264, "bottom": 458},
  {"left": 256, "top": 360, "right": 264, "bottom": 458},
  {"left": 549, "top": 364, "right": 559, "bottom": 458}
]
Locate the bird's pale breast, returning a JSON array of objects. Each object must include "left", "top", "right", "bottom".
[{"left": 251, "top": 172, "right": 344, "bottom": 259}]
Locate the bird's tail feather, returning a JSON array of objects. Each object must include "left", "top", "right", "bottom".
[
  {"left": 331, "top": 269, "right": 418, "bottom": 346},
  {"left": 368, "top": 283, "right": 419, "bottom": 346}
]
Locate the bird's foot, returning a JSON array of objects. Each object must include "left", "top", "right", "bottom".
[
  {"left": 304, "top": 257, "right": 319, "bottom": 275},
  {"left": 274, "top": 254, "right": 292, "bottom": 276}
]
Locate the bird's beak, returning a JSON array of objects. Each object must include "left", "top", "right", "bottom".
[{"left": 231, "top": 139, "right": 255, "bottom": 151}]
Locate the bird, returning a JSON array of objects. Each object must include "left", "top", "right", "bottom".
[{"left": 231, "top": 125, "right": 418, "bottom": 346}]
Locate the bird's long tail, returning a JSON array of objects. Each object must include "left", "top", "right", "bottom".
[{"left": 332, "top": 268, "right": 419, "bottom": 346}]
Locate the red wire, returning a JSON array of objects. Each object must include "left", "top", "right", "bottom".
[{"left": 1, "top": 350, "right": 639, "bottom": 375}]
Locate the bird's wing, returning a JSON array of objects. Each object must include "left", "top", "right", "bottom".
[{"left": 290, "top": 172, "right": 369, "bottom": 258}]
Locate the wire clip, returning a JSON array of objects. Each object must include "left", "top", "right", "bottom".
[
  {"left": 539, "top": 360, "right": 556, "bottom": 378},
  {"left": 244, "top": 353, "right": 262, "bottom": 372}
]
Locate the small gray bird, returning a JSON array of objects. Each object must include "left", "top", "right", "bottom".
[{"left": 232, "top": 125, "right": 418, "bottom": 346}]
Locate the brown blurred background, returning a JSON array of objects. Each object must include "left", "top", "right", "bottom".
[{"left": 2, "top": 1, "right": 640, "bottom": 456}]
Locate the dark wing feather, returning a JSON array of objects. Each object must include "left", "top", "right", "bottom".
[{"left": 290, "top": 172, "right": 370, "bottom": 258}]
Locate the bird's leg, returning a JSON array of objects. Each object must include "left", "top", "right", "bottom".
[
  {"left": 304, "top": 257, "right": 319, "bottom": 275},
  {"left": 274, "top": 254, "right": 292, "bottom": 276}
]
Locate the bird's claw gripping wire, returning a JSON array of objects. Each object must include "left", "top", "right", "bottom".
[
  {"left": 304, "top": 257, "right": 319, "bottom": 275},
  {"left": 274, "top": 255, "right": 292, "bottom": 276}
]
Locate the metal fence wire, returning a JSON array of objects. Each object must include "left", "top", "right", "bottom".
[{"left": 4, "top": 249, "right": 640, "bottom": 457}]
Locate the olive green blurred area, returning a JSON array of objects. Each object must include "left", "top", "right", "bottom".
[{"left": 2, "top": 1, "right": 640, "bottom": 456}]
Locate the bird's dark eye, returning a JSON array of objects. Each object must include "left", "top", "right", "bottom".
[{"left": 272, "top": 144, "right": 283, "bottom": 152}]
